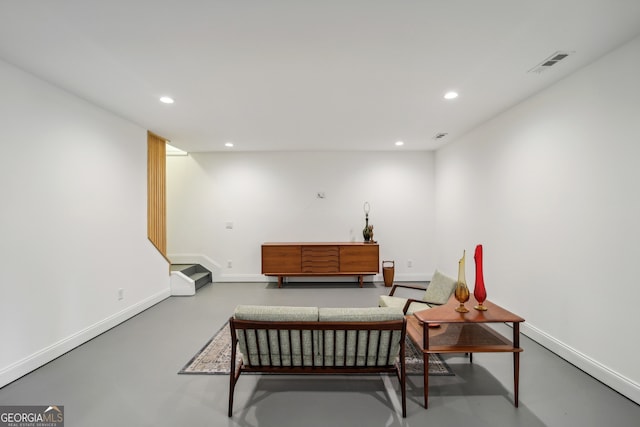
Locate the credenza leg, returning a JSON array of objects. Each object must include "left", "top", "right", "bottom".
[
  {"left": 358, "top": 275, "right": 363, "bottom": 287},
  {"left": 278, "top": 276, "right": 283, "bottom": 288}
]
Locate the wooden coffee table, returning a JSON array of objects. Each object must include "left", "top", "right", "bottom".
[{"left": 407, "top": 295, "right": 525, "bottom": 409}]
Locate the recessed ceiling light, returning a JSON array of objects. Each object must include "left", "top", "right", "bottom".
[
  {"left": 395, "top": 141, "right": 404, "bottom": 146},
  {"left": 225, "top": 142, "right": 234, "bottom": 148},
  {"left": 444, "top": 91, "right": 459, "bottom": 100},
  {"left": 159, "top": 96, "right": 174, "bottom": 104}
]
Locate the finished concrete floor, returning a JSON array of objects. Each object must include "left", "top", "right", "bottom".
[{"left": 1, "top": 281, "right": 638, "bottom": 426}]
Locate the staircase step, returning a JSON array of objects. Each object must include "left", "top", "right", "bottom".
[
  {"left": 170, "top": 264, "right": 212, "bottom": 292},
  {"left": 191, "top": 272, "right": 211, "bottom": 289},
  {"left": 170, "top": 264, "right": 197, "bottom": 276}
]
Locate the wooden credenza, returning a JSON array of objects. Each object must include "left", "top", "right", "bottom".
[{"left": 261, "top": 242, "right": 379, "bottom": 287}]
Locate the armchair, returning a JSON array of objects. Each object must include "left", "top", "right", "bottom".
[{"left": 378, "top": 270, "right": 457, "bottom": 314}]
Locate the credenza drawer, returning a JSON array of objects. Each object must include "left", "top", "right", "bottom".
[
  {"left": 301, "top": 246, "right": 339, "bottom": 258},
  {"left": 302, "top": 246, "right": 339, "bottom": 273}
]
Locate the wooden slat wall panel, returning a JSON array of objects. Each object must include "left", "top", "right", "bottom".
[{"left": 147, "top": 131, "right": 166, "bottom": 256}]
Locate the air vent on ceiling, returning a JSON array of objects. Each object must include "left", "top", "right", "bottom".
[
  {"left": 433, "top": 132, "right": 448, "bottom": 140},
  {"left": 528, "top": 51, "right": 574, "bottom": 74}
]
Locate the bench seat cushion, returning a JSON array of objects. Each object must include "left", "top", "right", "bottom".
[{"left": 234, "top": 304, "right": 318, "bottom": 321}]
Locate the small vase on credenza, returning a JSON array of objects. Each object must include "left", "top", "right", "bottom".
[{"left": 362, "top": 202, "right": 375, "bottom": 243}]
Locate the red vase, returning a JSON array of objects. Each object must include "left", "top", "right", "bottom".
[{"left": 474, "top": 244, "right": 488, "bottom": 311}]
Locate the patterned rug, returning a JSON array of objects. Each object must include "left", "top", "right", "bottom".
[{"left": 179, "top": 322, "right": 453, "bottom": 376}]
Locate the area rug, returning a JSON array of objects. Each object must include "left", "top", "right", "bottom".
[{"left": 179, "top": 323, "right": 453, "bottom": 376}]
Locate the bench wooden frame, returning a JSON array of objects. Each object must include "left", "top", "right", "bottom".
[{"left": 228, "top": 317, "right": 407, "bottom": 417}]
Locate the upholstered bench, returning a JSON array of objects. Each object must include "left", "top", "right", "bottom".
[{"left": 228, "top": 305, "right": 407, "bottom": 417}]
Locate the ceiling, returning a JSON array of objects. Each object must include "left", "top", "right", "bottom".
[{"left": 1, "top": 1, "right": 640, "bottom": 152}]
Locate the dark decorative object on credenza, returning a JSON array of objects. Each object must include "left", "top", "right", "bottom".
[
  {"left": 474, "top": 244, "right": 488, "bottom": 311},
  {"left": 362, "top": 201, "right": 373, "bottom": 242}
]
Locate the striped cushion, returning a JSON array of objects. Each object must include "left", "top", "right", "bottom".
[
  {"left": 318, "top": 307, "right": 404, "bottom": 366},
  {"left": 234, "top": 305, "right": 318, "bottom": 367}
]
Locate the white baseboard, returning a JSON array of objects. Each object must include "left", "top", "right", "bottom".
[
  {"left": 521, "top": 323, "right": 640, "bottom": 404},
  {"left": 220, "top": 273, "right": 272, "bottom": 282},
  {"left": 167, "top": 253, "right": 433, "bottom": 283},
  {"left": 396, "top": 273, "right": 432, "bottom": 281},
  {"left": 0, "top": 289, "right": 170, "bottom": 388}
]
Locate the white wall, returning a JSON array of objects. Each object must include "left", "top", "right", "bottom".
[
  {"left": 0, "top": 59, "right": 170, "bottom": 387},
  {"left": 435, "top": 35, "right": 640, "bottom": 402},
  {"left": 167, "top": 151, "right": 436, "bottom": 282}
]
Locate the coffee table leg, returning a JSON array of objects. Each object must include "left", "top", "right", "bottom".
[
  {"left": 424, "top": 351, "right": 429, "bottom": 408},
  {"left": 513, "top": 322, "right": 521, "bottom": 407},
  {"left": 514, "top": 352, "right": 520, "bottom": 407}
]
